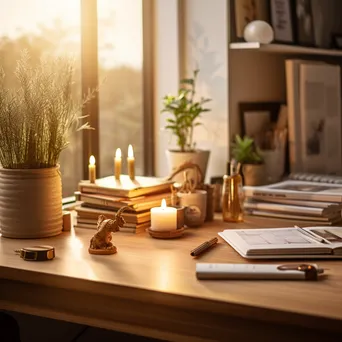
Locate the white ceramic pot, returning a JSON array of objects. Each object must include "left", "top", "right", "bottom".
[
  {"left": 178, "top": 190, "right": 207, "bottom": 227},
  {"left": 242, "top": 164, "right": 265, "bottom": 186},
  {"left": 166, "top": 149, "right": 210, "bottom": 182},
  {"left": 0, "top": 166, "right": 63, "bottom": 238}
]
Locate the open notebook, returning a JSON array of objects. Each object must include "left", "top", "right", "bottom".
[{"left": 218, "top": 226, "right": 342, "bottom": 259}]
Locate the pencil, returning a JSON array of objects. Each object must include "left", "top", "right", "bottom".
[
  {"left": 190, "top": 237, "right": 218, "bottom": 257},
  {"left": 295, "top": 225, "right": 327, "bottom": 244}
]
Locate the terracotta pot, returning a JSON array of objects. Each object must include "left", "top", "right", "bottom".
[
  {"left": 166, "top": 149, "right": 210, "bottom": 182},
  {"left": 242, "top": 164, "right": 265, "bottom": 186},
  {"left": 0, "top": 166, "right": 63, "bottom": 238}
]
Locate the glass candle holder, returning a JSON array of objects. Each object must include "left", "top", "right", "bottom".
[{"left": 222, "top": 174, "right": 244, "bottom": 223}]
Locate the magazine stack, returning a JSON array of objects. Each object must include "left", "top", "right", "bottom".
[
  {"left": 74, "top": 175, "right": 173, "bottom": 233},
  {"left": 243, "top": 174, "right": 342, "bottom": 225}
]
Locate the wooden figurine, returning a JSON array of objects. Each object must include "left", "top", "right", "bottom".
[{"left": 88, "top": 206, "right": 129, "bottom": 255}]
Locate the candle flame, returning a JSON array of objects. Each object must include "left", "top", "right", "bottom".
[
  {"left": 115, "top": 148, "right": 122, "bottom": 158},
  {"left": 89, "top": 155, "right": 95, "bottom": 165},
  {"left": 128, "top": 144, "right": 134, "bottom": 158},
  {"left": 161, "top": 199, "right": 166, "bottom": 208}
]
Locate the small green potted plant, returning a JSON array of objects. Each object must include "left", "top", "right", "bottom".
[
  {"left": 231, "top": 135, "right": 265, "bottom": 186},
  {"left": 161, "top": 69, "right": 211, "bottom": 180}
]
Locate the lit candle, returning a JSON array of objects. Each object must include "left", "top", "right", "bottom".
[
  {"left": 127, "top": 144, "right": 135, "bottom": 180},
  {"left": 114, "top": 148, "right": 122, "bottom": 180},
  {"left": 89, "top": 155, "right": 96, "bottom": 183},
  {"left": 150, "top": 199, "right": 177, "bottom": 231}
]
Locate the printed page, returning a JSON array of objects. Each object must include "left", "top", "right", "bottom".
[{"left": 300, "top": 63, "right": 342, "bottom": 174}]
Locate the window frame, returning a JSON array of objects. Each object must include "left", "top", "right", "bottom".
[{"left": 80, "top": 0, "right": 154, "bottom": 179}]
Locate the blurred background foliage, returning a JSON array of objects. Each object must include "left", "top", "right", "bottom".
[{"left": 0, "top": 1, "right": 143, "bottom": 196}]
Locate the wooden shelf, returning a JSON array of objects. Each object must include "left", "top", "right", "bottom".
[{"left": 230, "top": 42, "right": 342, "bottom": 57}]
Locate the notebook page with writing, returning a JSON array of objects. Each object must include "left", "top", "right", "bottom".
[{"left": 219, "top": 227, "right": 342, "bottom": 259}]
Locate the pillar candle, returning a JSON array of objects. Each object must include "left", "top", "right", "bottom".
[
  {"left": 150, "top": 199, "right": 177, "bottom": 231},
  {"left": 114, "top": 148, "right": 122, "bottom": 180},
  {"left": 127, "top": 144, "right": 135, "bottom": 180},
  {"left": 89, "top": 155, "right": 96, "bottom": 183}
]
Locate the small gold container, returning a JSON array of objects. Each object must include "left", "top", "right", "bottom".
[{"left": 222, "top": 174, "right": 244, "bottom": 223}]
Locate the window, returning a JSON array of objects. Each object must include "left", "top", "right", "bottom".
[
  {"left": 0, "top": 0, "right": 149, "bottom": 197},
  {"left": 97, "top": 0, "right": 144, "bottom": 178},
  {"left": 0, "top": 0, "right": 82, "bottom": 197}
]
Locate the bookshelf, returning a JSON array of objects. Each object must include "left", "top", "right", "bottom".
[
  {"left": 230, "top": 42, "right": 342, "bottom": 57},
  {"left": 227, "top": 1, "right": 342, "bottom": 142},
  {"left": 228, "top": 44, "right": 342, "bottom": 141}
]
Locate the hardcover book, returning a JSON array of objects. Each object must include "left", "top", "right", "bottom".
[
  {"left": 75, "top": 206, "right": 151, "bottom": 224},
  {"left": 244, "top": 200, "right": 342, "bottom": 218},
  {"left": 74, "top": 221, "right": 150, "bottom": 233},
  {"left": 78, "top": 175, "right": 173, "bottom": 198},
  {"left": 78, "top": 192, "right": 171, "bottom": 212},
  {"left": 244, "top": 180, "right": 342, "bottom": 203},
  {"left": 243, "top": 210, "right": 341, "bottom": 225}
]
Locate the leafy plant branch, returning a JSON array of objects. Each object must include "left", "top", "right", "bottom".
[
  {"left": 231, "top": 135, "right": 263, "bottom": 164},
  {"left": 161, "top": 69, "right": 211, "bottom": 152},
  {"left": 0, "top": 50, "right": 94, "bottom": 169}
]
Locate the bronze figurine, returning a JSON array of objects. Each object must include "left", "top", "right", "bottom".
[{"left": 88, "top": 206, "right": 129, "bottom": 255}]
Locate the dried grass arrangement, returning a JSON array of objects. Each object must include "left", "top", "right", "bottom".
[{"left": 0, "top": 50, "right": 93, "bottom": 169}]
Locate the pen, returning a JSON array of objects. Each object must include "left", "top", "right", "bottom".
[
  {"left": 191, "top": 237, "right": 218, "bottom": 257},
  {"left": 294, "top": 225, "right": 328, "bottom": 244}
]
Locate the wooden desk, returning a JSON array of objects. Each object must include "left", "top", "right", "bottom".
[{"left": 1, "top": 216, "right": 342, "bottom": 341}]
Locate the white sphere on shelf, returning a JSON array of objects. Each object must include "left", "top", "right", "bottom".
[{"left": 243, "top": 20, "right": 274, "bottom": 44}]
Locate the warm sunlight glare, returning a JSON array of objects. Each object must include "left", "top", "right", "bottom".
[
  {"left": 70, "top": 227, "right": 84, "bottom": 251},
  {"left": 161, "top": 199, "right": 166, "bottom": 209},
  {"left": 1, "top": 0, "right": 80, "bottom": 39},
  {"left": 115, "top": 148, "right": 122, "bottom": 159},
  {"left": 156, "top": 253, "right": 172, "bottom": 291},
  {"left": 68, "top": 227, "right": 98, "bottom": 280},
  {"left": 128, "top": 144, "right": 134, "bottom": 158},
  {"left": 89, "top": 155, "right": 96, "bottom": 165}
]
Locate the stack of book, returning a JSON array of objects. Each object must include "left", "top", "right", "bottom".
[
  {"left": 75, "top": 175, "right": 173, "bottom": 233},
  {"left": 243, "top": 175, "right": 342, "bottom": 225}
]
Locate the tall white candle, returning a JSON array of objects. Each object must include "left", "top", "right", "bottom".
[
  {"left": 89, "top": 155, "right": 96, "bottom": 183},
  {"left": 150, "top": 199, "right": 177, "bottom": 231},
  {"left": 127, "top": 144, "right": 135, "bottom": 180},
  {"left": 114, "top": 148, "right": 122, "bottom": 180}
]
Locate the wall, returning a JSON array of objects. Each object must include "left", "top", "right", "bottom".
[
  {"left": 183, "top": 0, "right": 229, "bottom": 180},
  {"left": 229, "top": 50, "right": 286, "bottom": 136},
  {"left": 154, "top": 0, "right": 229, "bottom": 180},
  {"left": 154, "top": 0, "right": 180, "bottom": 177}
]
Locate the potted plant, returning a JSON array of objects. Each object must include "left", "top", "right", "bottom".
[
  {"left": 161, "top": 69, "right": 211, "bottom": 180},
  {"left": 0, "top": 51, "right": 92, "bottom": 238},
  {"left": 231, "top": 135, "right": 265, "bottom": 186}
]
